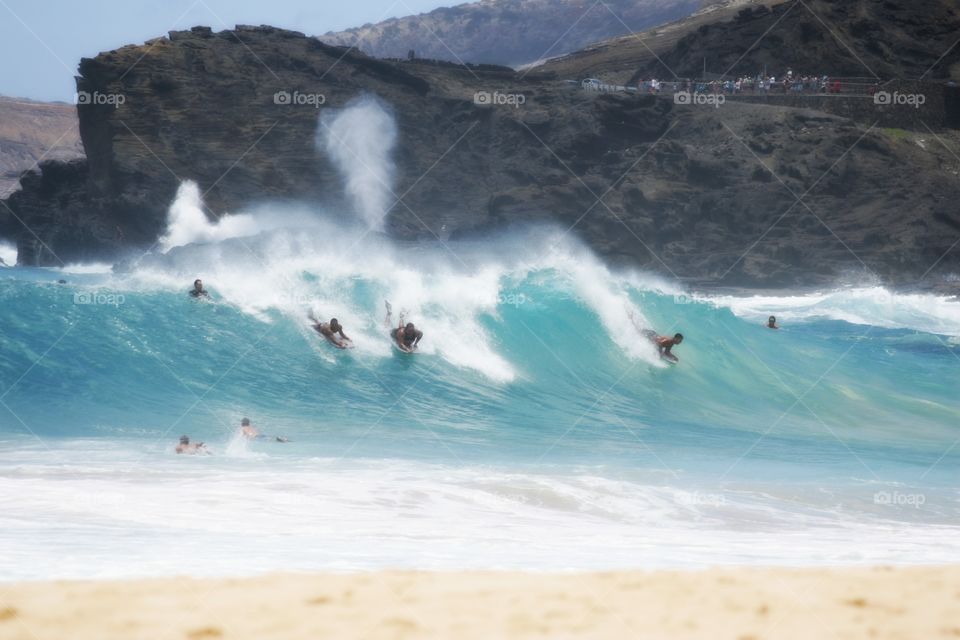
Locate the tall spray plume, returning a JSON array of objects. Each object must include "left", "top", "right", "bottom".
[{"left": 318, "top": 94, "right": 398, "bottom": 232}]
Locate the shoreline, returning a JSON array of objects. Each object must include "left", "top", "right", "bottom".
[{"left": 2, "top": 566, "right": 959, "bottom": 639}]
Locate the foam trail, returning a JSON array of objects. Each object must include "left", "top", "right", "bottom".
[
  {"left": 319, "top": 95, "right": 398, "bottom": 231},
  {"left": 543, "top": 244, "right": 662, "bottom": 364}
]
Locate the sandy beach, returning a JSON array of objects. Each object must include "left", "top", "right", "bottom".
[{"left": 1, "top": 566, "right": 959, "bottom": 639}]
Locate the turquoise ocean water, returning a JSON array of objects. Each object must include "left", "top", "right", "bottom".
[{"left": 1, "top": 221, "right": 958, "bottom": 581}]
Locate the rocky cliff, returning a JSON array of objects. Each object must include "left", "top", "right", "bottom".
[
  {"left": 2, "top": 10, "right": 959, "bottom": 290},
  {"left": 541, "top": 0, "right": 960, "bottom": 83},
  {"left": 323, "top": 0, "right": 713, "bottom": 67},
  {"left": 635, "top": 0, "right": 960, "bottom": 81},
  {"left": 0, "top": 97, "right": 83, "bottom": 198}
]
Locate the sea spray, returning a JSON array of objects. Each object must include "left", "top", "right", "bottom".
[
  {"left": 0, "top": 240, "right": 17, "bottom": 266},
  {"left": 319, "top": 94, "right": 398, "bottom": 231},
  {"left": 158, "top": 181, "right": 216, "bottom": 251},
  {"left": 157, "top": 95, "right": 399, "bottom": 251},
  {"left": 158, "top": 181, "right": 324, "bottom": 253},
  {"left": 136, "top": 220, "right": 669, "bottom": 380}
]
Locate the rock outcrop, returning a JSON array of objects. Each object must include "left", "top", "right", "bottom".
[
  {"left": 2, "top": 5, "right": 959, "bottom": 290},
  {"left": 0, "top": 96, "right": 83, "bottom": 198}
]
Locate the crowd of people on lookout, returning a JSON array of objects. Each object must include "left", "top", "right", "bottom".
[{"left": 635, "top": 69, "right": 877, "bottom": 96}]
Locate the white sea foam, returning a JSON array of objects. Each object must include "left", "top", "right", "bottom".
[
  {"left": 1, "top": 446, "right": 957, "bottom": 581},
  {"left": 54, "top": 262, "right": 115, "bottom": 274},
  {"left": 157, "top": 181, "right": 322, "bottom": 252},
  {"left": 0, "top": 241, "right": 16, "bottom": 266},
  {"left": 709, "top": 287, "right": 960, "bottom": 337}
]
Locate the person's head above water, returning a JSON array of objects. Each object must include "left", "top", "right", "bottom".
[
  {"left": 330, "top": 318, "right": 341, "bottom": 331},
  {"left": 673, "top": 333, "right": 684, "bottom": 343},
  {"left": 768, "top": 315, "right": 777, "bottom": 325},
  {"left": 193, "top": 279, "right": 203, "bottom": 291},
  {"left": 180, "top": 435, "right": 189, "bottom": 445},
  {"left": 404, "top": 323, "right": 416, "bottom": 337}
]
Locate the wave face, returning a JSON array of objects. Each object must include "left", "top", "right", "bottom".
[{"left": 2, "top": 219, "right": 960, "bottom": 580}]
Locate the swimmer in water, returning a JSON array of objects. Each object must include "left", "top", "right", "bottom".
[
  {"left": 641, "top": 329, "right": 684, "bottom": 363},
  {"left": 175, "top": 435, "right": 209, "bottom": 455},
  {"left": 310, "top": 314, "right": 352, "bottom": 349},
  {"left": 189, "top": 279, "right": 209, "bottom": 299},
  {"left": 385, "top": 301, "right": 423, "bottom": 353},
  {"left": 239, "top": 417, "right": 288, "bottom": 443}
]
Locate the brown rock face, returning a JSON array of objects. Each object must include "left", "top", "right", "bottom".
[{"left": 1, "top": 12, "right": 959, "bottom": 290}]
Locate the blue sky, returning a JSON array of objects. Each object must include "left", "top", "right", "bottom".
[{"left": 0, "top": 0, "right": 450, "bottom": 102}]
